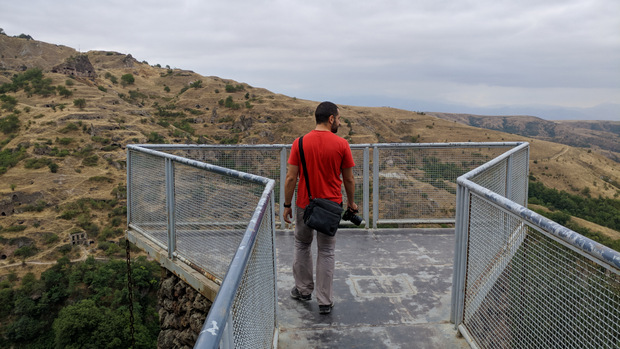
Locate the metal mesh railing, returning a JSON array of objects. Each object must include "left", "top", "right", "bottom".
[
  {"left": 452, "top": 142, "right": 620, "bottom": 348},
  {"left": 371, "top": 143, "right": 513, "bottom": 226},
  {"left": 135, "top": 143, "right": 521, "bottom": 229},
  {"left": 194, "top": 184, "right": 277, "bottom": 349},
  {"left": 125, "top": 141, "right": 620, "bottom": 349},
  {"left": 127, "top": 144, "right": 278, "bottom": 349},
  {"left": 227, "top": 202, "right": 277, "bottom": 348}
]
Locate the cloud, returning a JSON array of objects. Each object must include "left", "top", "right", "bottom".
[{"left": 1, "top": 0, "right": 618, "bottom": 118}]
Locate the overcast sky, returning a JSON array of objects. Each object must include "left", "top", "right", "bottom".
[{"left": 1, "top": 0, "right": 619, "bottom": 120}]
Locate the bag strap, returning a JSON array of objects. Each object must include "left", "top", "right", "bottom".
[{"left": 298, "top": 136, "right": 313, "bottom": 200}]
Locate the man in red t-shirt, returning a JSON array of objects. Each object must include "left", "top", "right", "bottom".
[{"left": 283, "top": 101, "right": 358, "bottom": 315}]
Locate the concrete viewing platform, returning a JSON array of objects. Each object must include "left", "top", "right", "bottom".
[{"left": 275, "top": 228, "right": 468, "bottom": 349}]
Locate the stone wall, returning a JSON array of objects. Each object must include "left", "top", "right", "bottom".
[{"left": 158, "top": 270, "right": 212, "bottom": 349}]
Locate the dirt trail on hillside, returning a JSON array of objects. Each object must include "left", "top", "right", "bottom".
[{"left": 550, "top": 147, "right": 569, "bottom": 160}]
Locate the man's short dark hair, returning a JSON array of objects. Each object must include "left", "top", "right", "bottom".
[{"left": 315, "top": 101, "right": 339, "bottom": 124}]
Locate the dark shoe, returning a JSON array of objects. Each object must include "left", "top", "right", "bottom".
[
  {"left": 290, "top": 287, "right": 311, "bottom": 301},
  {"left": 319, "top": 302, "right": 334, "bottom": 314}
]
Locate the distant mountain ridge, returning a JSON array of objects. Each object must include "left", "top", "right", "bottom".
[{"left": 428, "top": 112, "right": 620, "bottom": 162}]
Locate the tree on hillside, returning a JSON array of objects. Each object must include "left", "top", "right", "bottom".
[
  {"left": 73, "top": 98, "right": 86, "bottom": 110},
  {"left": 121, "top": 74, "right": 135, "bottom": 87},
  {"left": 53, "top": 299, "right": 126, "bottom": 348},
  {"left": 58, "top": 85, "right": 73, "bottom": 98}
]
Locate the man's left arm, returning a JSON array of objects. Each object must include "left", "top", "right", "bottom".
[
  {"left": 342, "top": 167, "right": 357, "bottom": 211},
  {"left": 283, "top": 163, "right": 299, "bottom": 223}
]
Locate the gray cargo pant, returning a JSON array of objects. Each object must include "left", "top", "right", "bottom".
[{"left": 293, "top": 206, "right": 336, "bottom": 306}]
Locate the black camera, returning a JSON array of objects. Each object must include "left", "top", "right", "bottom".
[{"left": 342, "top": 207, "right": 363, "bottom": 226}]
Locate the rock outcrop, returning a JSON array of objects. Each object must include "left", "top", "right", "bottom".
[
  {"left": 51, "top": 54, "right": 96, "bottom": 78},
  {"left": 158, "top": 270, "right": 212, "bottom": 349}
]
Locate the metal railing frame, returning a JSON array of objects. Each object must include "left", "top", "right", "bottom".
[
  {"left": 127, "top": 144, "right": 278, "bottom": 348},
  {"left": 126, "top": 141, "right": 620, "bottom": 348},
  {"left": 450, "top": 142, "right": 620, "bottom": 348},
  {"left": 136, "top": 142, "right": 522, "bottom": 229}
]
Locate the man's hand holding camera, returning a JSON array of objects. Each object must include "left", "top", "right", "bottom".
[{"left": 342, "top": 203, "right": 362, "bottom": 226}]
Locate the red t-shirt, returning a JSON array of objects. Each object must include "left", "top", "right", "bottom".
[{"left": 288, "top": 130, "right": 355, "bottom": 208}]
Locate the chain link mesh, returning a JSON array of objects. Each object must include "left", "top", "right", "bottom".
[
  {"left": 128, "top": 150, "right": 167, "bottom": 246},
  {"left": 469, "top": 158, "right": 508, "bottom": 198},
  {"left": 173, "top": 161, "right": 264, "bottom": 280},
  {"left": 509, "top": 147, "right": 529, "bottom": 206},
  {"left": 375, "top": 146, "right": 509, "bottom": 222},
  {"left": 129, "top": 146, "right": 277, "bottom": 348},
  {"left": 463, "top": 183, "right": 620, "bottom": 349},
  {"left": 343, "top": 147, "right": 366, "bottom": 208},
  {"left": 229, "top": 203, "right": 276, "bottom": 348}
]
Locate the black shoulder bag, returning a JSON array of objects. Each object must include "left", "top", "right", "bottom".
[{"left": 298, "top": 136, "right": 343, "bottom": 236}]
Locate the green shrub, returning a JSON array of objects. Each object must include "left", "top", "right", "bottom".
[
  {"left": 24, "top": 157, "right": 53, "bottom": 169},
  {"left": 100, "top": 144, "right": 119, "bottom": 151},
  {"left": 225, "top": 84, "right": 244, "bottom": 92},
  {"left": 14, "top": 246, "right": 37, "bottom": 258},
  {"left": 48, "top": 162, "right": 58, "bottom": 173},
  {"left": 0, "top": 114, "right": 20, "bottom": 134},
  {"left": 110, "top": 216, "right": 122, "bottom": 227},
  {"left": 57, "top": 85, "right": 73, "bottom": 98},
  {"left": 60, "top": 123, "right": 79, "bottom": 133},
  {"left": 172, "top": 121, "right": 195, "bottom": 135},
  {"left": 57, "top": 244, "right": 73, "bottom": 255},
  {"left": 91, "top": 136, "right": 110, "bottom": 144},
  {"left": 0, "top": 147, "right": 25, "bottom": 174},
  {"left": 58, "top": 210, "right": 80, "bottom": 220},
  {"left": 73, "top": 98, "right": 86, "bottom": 109},
  {"left": 219, "top": 136, "right": 239, "bottom": 144},
  {"left": 22, "top": 200, "right": 46, "bottom": 212},
  {"left": 43, "top": 233, "right": 60, "bottom": 245},
  {"left": 120, "top": 73, "right": 135, "bottom": 86},
  {"left": 56, "top": 137, "right": 74, "bottom": 145},
  {"left": 81, "top": 155, "right": 98, "bottom": 167},
  {"left": 146, "top": 132, "right": 165, "bottom": 143},
  {"left": 3, "top": 225, "right": 27, "bottom": 233},
  {"left": 72, "top": 144, "right": 94, "bottom": 158},
  {"left": 0, "top": 95, "right": 18, "bottom": 111},
  {"left": 50, "top": 147, "right": 70, "bottom": 157},
  {"left": 88, "top": 176, "right": 113, "bottom": 183},
  {"left": 224, "top": 96, "right": 240, "bottom": 109}
]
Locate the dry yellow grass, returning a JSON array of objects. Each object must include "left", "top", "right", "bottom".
[{"left": 0, "top": 35, "right": 618, "bottom": 279}]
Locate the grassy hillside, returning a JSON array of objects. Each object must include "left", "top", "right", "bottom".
[{"left": 0, "top": 34, "right": 619, "bottom": 277}]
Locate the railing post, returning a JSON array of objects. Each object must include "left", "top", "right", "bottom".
[
  {"left": 451, "top": 183, "right": 470, "bottom": 327},
  {"left": 524, "top": 146, "right": 530, "bottom": 207},
  {"left": 280, "top": 147, "right": 287, "bottom": 229},
  {"left": 505, "top": 154, "right": 513, "bottom": 201},
  {"left": 165, "top": 158, "right": 176, "bottom": 259},
  {"left": 270, "top": 191, "right": 279, "bottom": 334},
  {"left": 372, "top": 145, "right": 379, "bottom": 229},
  {"left": 363, "top": 146, "right": 370, "bottom": 229},
  {"left": 126, "top": 148, "right": 133, "bottom": 227}
]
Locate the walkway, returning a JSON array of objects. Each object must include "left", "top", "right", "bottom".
[{"left": 275, "top": 228, "right": 468, "bottom": 349}]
